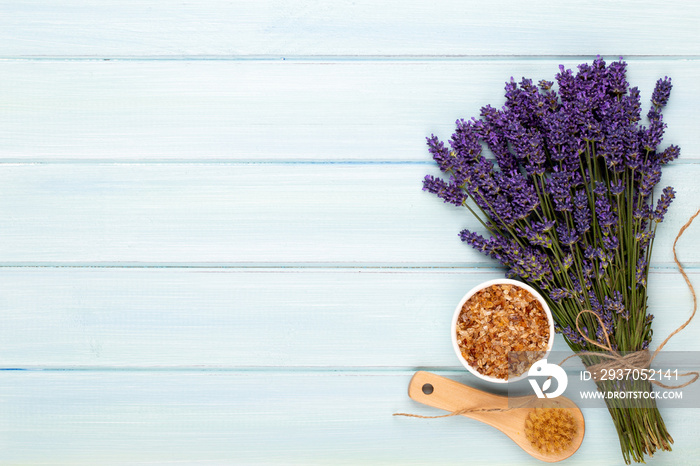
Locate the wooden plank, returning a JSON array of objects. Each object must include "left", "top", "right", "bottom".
[
  {"left": 0, "top": 59, "right": 697, "bottom": 161},
  {"left": 1, "top": 1, "right": 699, "bottom": 57},
  {"left": 1, "top": 370, "right": 698, "bottom": 464},
  {"left": 0, "top": 163, "right": 697, "bottom": 266},
  {"left": 1, "top": 268, "right": 696, "bottom": 368}
]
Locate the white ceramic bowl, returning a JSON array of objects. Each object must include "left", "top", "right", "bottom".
[{"left": 451, "top": 278, "right": 555, "bottom": 383}]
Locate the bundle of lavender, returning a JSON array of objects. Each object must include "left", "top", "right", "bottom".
[{"left": 423, "top": 57, "right": 678, "bottom": 463}]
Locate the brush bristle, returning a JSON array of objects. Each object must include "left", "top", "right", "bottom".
[{"left": 524, "top": 407, "right": 577, "bottom": 454}]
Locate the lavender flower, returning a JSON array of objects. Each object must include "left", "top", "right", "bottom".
[
  {"left": 562, "top": 326, "right": 588, "bottom": 346},
  {"left": 653, "top": 186, "right": 675, "bottom": 222},
  {"left": 588, "top": 292, "right": 603, "bottom": 313},
  {"left": 516, "top": 224, "right": 553, "bottom": 249},
  {"left": 641, "top": 110, "right": 666, "bottom": 152},
  {"left": 602, "top": 234, "right": 619, "bottom": 251},
  {"left": 658, "top": 144, "right": 680, "bottom": 165},
  {"left": 426, "top": 135, "right": 452, "bottom": 172},
  {"left": 636, "top": 257, "right": 648, "bottom": 288},
  {"left": 593, "top": 181, "right": 608, "bottom": 196},
  {"left": 547, "top": 171, "right": 574, "bottom": 212},
  {"left": 623, "top": 86, "right": 642, "bottom": 123},
  {"left": 633, "top": 202, "right": 652, "bottom": 221},
  {"left": 459, "top": 229, "right": 504, "bottom": 262},
  {"left": 635, "top": 229, "right": 655, "bottom": 250},
  {"left": 604, "top": 291, "right": 626, "bottom": 315},
  {"left": 550, "top": 288, "right": 572, "bottom": 302},
  {"left": 422, "top": 175, "right": 465, "bottom": 206},
  {"left": 610, "top": 179, "right": 625, "bottom": 196},
  {"left": 497, "top": 170, "right": 540, "bottom": 215},
  {"left": 562, "top": 253, "right": 574, "bottom": 270},
  {"left": 606, "top": 59, "right": 629, "bottom": 95},
  {"left": 583, "top": 245, "right": 598, "bottom": 260},
  {"left": 573, "top": 190, "right": 592, "bottom": 234},
  {"left": 651, "top": 77, "right": 672, "bottom": 108},
  {"left": 595, "top": 196, "right": 617, "bottom": 229},
  {"left": 556, "top": 224, "right": 579, "bottom": 246}
]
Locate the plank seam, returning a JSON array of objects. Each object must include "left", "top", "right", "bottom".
[
  {"left": 1, "top": 55, "right": 700, "bottom": 62},
  {"left": 0, "top": 263, "right": 695, "bottom": 271}
]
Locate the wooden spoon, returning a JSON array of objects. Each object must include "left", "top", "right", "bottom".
[{"left": 407, "top": 371, "right": 585, "bottom": 463}]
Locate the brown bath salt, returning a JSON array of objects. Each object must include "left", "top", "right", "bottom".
[{"left": 455, "top": 283, "right": 549, "bottom": 379}]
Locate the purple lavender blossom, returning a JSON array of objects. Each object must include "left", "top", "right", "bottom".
[
  {"left": 550, "top": 288, "right": 572, "bottom": 302},
  {"left": 595, "top": 196, "right": 617, "bottom": 229},
  {"left": 450, "top": 119, "right": 482, "bottom": 161},
  {"left": 459, "top": 229, "right": 506, "bottom": 263},
  {"left": 609, "top": 179, "right": 625, "bottom": 196},
  {"left": 538, "top": 79, "right": 554, "bottom": 91},
  {"left": 639, "top": 162, "right": 663, "bottom": 202},
  {"left": 547, "top": 171, "right": 574, "bottom": 212},
  {"left": 633, "top": 202, "right": 652, "bottom": 221},
  {"left": 556, "top": 224, "right": 579, "bottom": 246},
  {"left": 636, "top": 257, "right": 648, "bottom": 288},
  {"left": 653, "top": 186, "right": 675, "bottom": 222},
  {"left": 562, "top": 253, "right": 574, "bottom": 270},
  {"left": 625, "top": 148, "right": 642, "bottom": 171},
  {"left": 497, "top": 170, "right": 540, "bottom": 215},
  {"left": 651, "top": 77, "right": 672, "bottom": 108},
  {"left": 588, "top": 292, "right": 603, "bottom": 313},
  {"left": 593, "top": 181, "right": 608, "bottom": 196},
  {"left": 635, "top": 229, "right": 655, "bottom": 250},
  {"left": 602, "top": 234, "right": 619, "bottom": 251},
  {"left": 606, "top": 59, "right": 629, "bottom": 95},
  {"left": 516, "top": 223, "right": 553, "bottom": 249},
  {"left": 535, "top": 218, "right": 556, "bottom": 232},
  {"left": 422, "top": 175, "right": 466, "bottom": 206},
  {"left": 573, "top": 190, "right": 592, "bottom": 235},
  {"left": 503, "top": 242, "right": 553, "bottom": 283},
  {"left": 604, "top": 291, "right": 626, "bottom": 315},
  {"left": 641, "top": 109, "right": 666, "bottom": 152},
  {"left": 583, "top": 245, "right": 598, "bottom": 260},
  {"left": 426, "top": 135, "right": 453, "bottom": 172},
  {"left": 658, "top": 144, "right": 680, "bottom": 165},
  {"left": 562, "top": 326, "right": 587, "bottom": 346},
  {"left": 623, "top": 86, "right": 642, "bottom": 122}
]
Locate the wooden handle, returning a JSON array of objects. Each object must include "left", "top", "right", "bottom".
[
  {"left": 407, "top": 371, "right": 509, "bottom": 419},
  {"left": 406, "top": 371, "right": 585, "bottom": 463}
]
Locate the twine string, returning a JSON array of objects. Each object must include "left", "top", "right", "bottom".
[
  {"left": 393, "top": 395, "right": 539, "bottom": 419},
  {"left": 395, "top": 208, "right": 700, "bottom": 418}
]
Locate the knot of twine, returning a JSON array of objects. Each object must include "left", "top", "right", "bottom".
[{"left": 395, "top": 207, "right": 700, "bottom": 419}]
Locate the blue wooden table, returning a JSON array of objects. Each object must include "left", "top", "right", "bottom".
[{"left": 1, "top": 2, "right": 699, "bottom": 464}]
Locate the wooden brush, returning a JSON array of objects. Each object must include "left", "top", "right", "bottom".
[{"left": 406, "top": 371, "right": 584, "bottom": 462}]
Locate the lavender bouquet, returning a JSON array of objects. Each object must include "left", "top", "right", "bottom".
[{"left": 423, "top": 57, "right": 677, "bottom": 463}]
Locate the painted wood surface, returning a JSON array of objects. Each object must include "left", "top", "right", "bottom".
[
  {"left": 1, "top": 268, "right": 696, "bottom": 368},
  {"left": 0, "top": 164, "right": 697, "bottom": 267},
  {"left": 0, "top": 59, "right": 697, "bottom": 161},
  {"left": 2, "top": 1, "right": 700, "bottom": 465},
  {"left": 1, "top": 1, "right": 699, "bottom": 57}
]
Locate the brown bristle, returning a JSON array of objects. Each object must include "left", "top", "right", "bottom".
[{"left": 524, "top": 407, "right": 577, "bottom": 455}]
